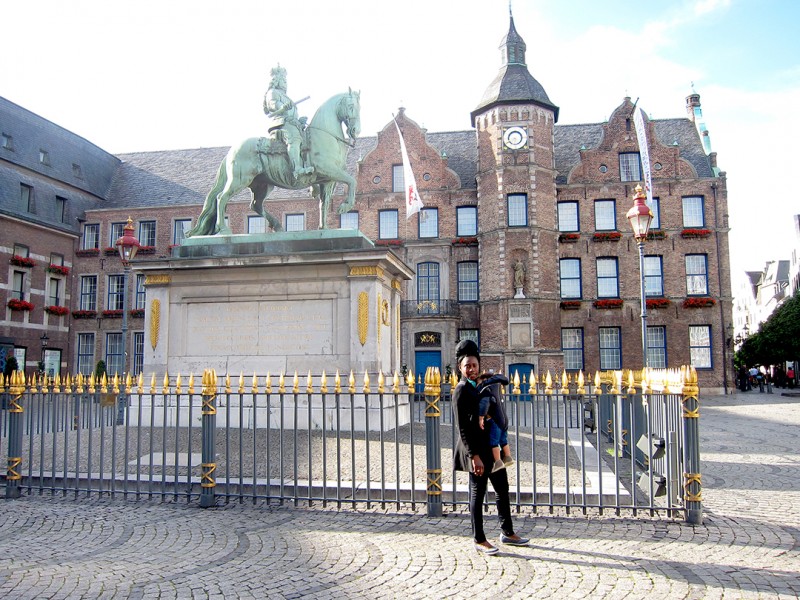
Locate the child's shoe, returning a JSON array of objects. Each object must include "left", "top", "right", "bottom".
[
  {"left": 491, "top": 459, "right": 506, "bottom": 473},
  {"left": 503, "top": 456, "right": 514, "bottom": 469}
]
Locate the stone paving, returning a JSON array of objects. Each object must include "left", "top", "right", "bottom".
[{"left": 0, "top": 391, "right": 798, "bottom": 599}]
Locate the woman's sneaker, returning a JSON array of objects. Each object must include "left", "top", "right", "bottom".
[
  {"left": 503, "top": 456, "right": 514, "bottom": 468},
  {"left": 491, "top": 459, "right": 506, "bottom": 473}
]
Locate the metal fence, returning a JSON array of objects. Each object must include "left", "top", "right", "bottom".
[{"left": 1, "top": 368, "right": 702, "bottom": 522}]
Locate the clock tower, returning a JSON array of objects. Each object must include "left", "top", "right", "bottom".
[{"left": 470, "top": 11, "right": 563, "bottom": 377}]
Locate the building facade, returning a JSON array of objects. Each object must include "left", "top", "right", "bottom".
[{"left": 0, "top": 16, "right": 733, "bottom": 391}]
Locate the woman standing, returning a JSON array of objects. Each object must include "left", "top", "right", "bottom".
[{"left": 452, "top": 339, "right": 529, "bottom": 554}]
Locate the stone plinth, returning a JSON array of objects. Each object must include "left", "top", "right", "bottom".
[{"left": 134, "top": 230, "right": 413, "bottom": 378}]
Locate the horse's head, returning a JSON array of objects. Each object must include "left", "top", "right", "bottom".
[{"left": 340, "top": 88, "right": 361, "bottom": 141}]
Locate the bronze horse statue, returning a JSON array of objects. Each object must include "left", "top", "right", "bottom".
[{"left": 186, "top": 89, "right": 361, "bottom": 236}]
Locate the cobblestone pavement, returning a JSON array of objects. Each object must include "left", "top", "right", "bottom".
[{"left": 1, "top": 392, "right": 798, "bottom": 599}]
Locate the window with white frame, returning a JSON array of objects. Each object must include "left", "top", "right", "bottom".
[
  {"left": 340, "top": 212, "right": 359, "bottom": 230},
  {"left": 133, "top": 332, "right": 145, "bottom": 378},
  {"left": 76, "top": 333, "right": 95, "bottom": 376},
  {"left": 138, "top": 220, "right": 156, "bottom": 246},
  {"left": 682, "top": 196, "right": 705, "bottom": 228},
  {"left": 557, "top": 201, "right": 579, "bottom": 232},
  {"left": 48, "top": 278, "right": 60, "bottom": 306},
  {"left": 135, "top": 274, "right": 146, "bottom": 310},
  {"left": 599, "top": 327, "right": 622, "bottom": 370},
  {"left": 456, "top": 206, "right": 477, "bottom": 237},
  {"left": 644, "top": 256, "right": 664, "bottom": 297},
  {"left": 105, "top": 333, "right": 124, "bottom": 376},
  {"left": 83, "top": 224, "right": 100, "bottom": 249},
  {"left": 379, "top": 210, "right": 398, "bottom": 239},
  {"left": 107, "top": 274, "right": 125, "bottom": 311},
  {"left": 11, "top": 271, "right": 25, "bottom": 301},
  {"left": 457, "top": 261, "right": 479, "bottom": 302},
  {"left": 647, "top": 326, "right": 667, "bottom": 368},
  {"left": 419, "top": 208, "right": 438, "bottom": 238},
  {"left": 562, "top": 328, "right": 584, "bottom": 371},
  {"left": 50, "top": 253, "right": 64, "bottom": 267},
  {"left": 559, "top": 258, "right": 582, "bottom": 299},
  {"left": 596, "top": 258, "right": 619, "bottom": 298},
  {"left": 13, "top": 243, "right": 29, "bottom": 258},
  {"left": 619, "top": 152, "right": 642, "bottom": 182},
  {"left": 80, "top": 275, "right": 97, "bottom": 311},
  {"left": 594, "top": 199, "right": 616, "bottom": 231},
  {"left": 247, "top": 215, "right": 267, "bottom": 234},
  {"left": 109, "top": 222, "right": 125, "bottom": 247},
  {"left": 458, "top": 329, "right": 479, "bottom": 346},
  {"left": 685, "top": 254, "right": 709, "bottom": 295},
  {"left": 392, "top": 165, "right": 404, "bottom": 193},
  {"left": 507, "top": 194, "right": 527, "bottom": 227},
  {"left": 173, "top": 219, "right": 192, "bottom": 244},
  {"left": 689, "top": 325, "right": 712, "bottom": 369},
  {"left": 285, "top": 214, "right": 305, "bottom": 231},
  {"left": 647, "top": 197, "right": 661, "bottom": 230}
]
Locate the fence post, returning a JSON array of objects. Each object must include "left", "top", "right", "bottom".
[
  {"left": 681, "top": 366, "right": 703, "bottom": 525},
  {"left": 199, "top": 369, "right": 218, "bottom": 508},
  {"left": 424, "top": 366, "right": 442, "bottom": 517},
  {"left": 5, "top": 371, "right": 25, "bottom": 499}
]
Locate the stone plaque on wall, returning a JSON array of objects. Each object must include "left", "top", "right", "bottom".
[{"left": 509, "top": 322, "right": 532, "bottom": 348}]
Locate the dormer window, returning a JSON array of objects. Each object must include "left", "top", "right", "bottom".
[
  {"left": 1, "top": 133, "right": 13, "bottom": 150},
  {"left": 39, "top": 150, "right": 50, "bottom": 166},
  {"left": 72, "top": 163, "right": 83, "bottom": 179}
]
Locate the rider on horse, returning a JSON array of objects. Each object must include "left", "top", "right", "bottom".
[{"left": 263, "top": 65, "right": 314, "bottom": 182}]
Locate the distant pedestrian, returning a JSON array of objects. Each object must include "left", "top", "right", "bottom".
[{"left": 788, "top": 366, "right": 796, "bottom": 389}]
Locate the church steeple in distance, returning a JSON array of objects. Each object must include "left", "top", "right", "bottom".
[{"left": 502, "top": 6, "right": 526, "bottom": 66}]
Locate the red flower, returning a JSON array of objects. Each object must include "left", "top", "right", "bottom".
[
  {"left": 682, "top": 297, "right": 716, "bottom": 308},
  {"left": 47, "top": 264, "right": 70, "bottom": 276},
  {"left": 646, "top": 298, "right": 671, "bottom": 309},
  {"left": 72, "top": 310, "right": 97, "bottom": 319},
  {"left": 680, "top": 228, "right": 711, "bottom": 239},
  {"left": 560, "top": 300, "right": 582, "bottom": 310},
  {"left": 7, "top": 299, "right": 34, "bottom": 311},
  {"left": 101, "top": 309, "right": 124, "bottom": 318},
  {"left": 76, "top": 248, "right": 100, "bottom": 257},
  {"left": 44, "top": 305, "right": 69, "bottom": 316},
  {"left": 129, "top": 309, "right": 145, "bottom": 318},
  {"left": 559, "top": 233, "right": 581, "bottom": 243},
  {"left": 593, "top": 299, "right": 623, "bottom": 309},
  {"left": 10, "top": 255, "right": 36, "bottom": 268},
  {"left": 592, "top": 232, "right": 622, "bottom": 242}
]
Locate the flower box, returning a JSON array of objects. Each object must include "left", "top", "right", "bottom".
[
  {"left": 47, "top": 264, "right": 70, "bottom": 276},
  {"left": 7, "top": 299, "right": 33, "bottom": 311},
  {"left": 75, "top": 248, "right": 100, "bottom": 257},
  {"left": 646, "top": 230, "right": 667, "bottom": 241},
  {"left": 10, "top": 255, "right": 36, "bottom": 268},
  {"left": 680, "top": 228, "right": 711, "bottom": 239},
  {"left": 451, "top": 237, "right": 478, "bottom": 246},
  {"left": 559, "top": 233, "right": 581, "bottom": 243},
  {"left": 104, "top": 247, "right": 119, "bottom": 256},
  {"left": 136, "top": 245, "right": 156, "bottom": 255},
  {"left": 593, "top": 299, "right": 623, "bottom": 309},
  {"left": 376, "top": 239, "right": 404, "bottom": 247},
  {"left": 44, "top": 305, "right": 69, "bottom": 316},
  {"left": 683, "top": 297, "right": 716, "bottom": 308},
  {"left": 72, "top": 310, "right": 97, "bottom": 319},
  {"left": 129, "top": 309, "right": 145, "bottom": 318},
  {"left": 646, "top": 298, "right": 671, "bottom": 310},
  {"left": 560, "top": 300, "right": 582, "bottom": 310},
  {"left": 592, "top": 232, "right": 622, "bottom": 242},
  {"left": 101, "top": 309, "right": 123, "bottom": 318}
]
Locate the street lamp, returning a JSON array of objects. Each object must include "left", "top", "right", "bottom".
[
  {"left": 39, "top": 333, "right": 49, "bottom": 376},
  {"left": 115, "top": 216, "right": 140, "bottom": 377},
  {"left": 626, "top": 185, "right": 654, "bottom": 368}
]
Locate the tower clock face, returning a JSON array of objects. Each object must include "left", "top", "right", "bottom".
[{"left": 503, "top": 126, "right": 528, "bottom": 150}]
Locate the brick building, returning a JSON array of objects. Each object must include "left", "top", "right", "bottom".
[{"left": 0, "top": 15, "right": 733, "bottom": 391}]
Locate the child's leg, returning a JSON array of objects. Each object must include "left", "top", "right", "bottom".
[{"left": 492, "top": 445, "right": 501, "bottom": 462}]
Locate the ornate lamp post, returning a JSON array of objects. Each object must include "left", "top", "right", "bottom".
[
  {"left": 39, "top": 333, "right": 49, "bottom": 376},
  {"left": 115, "top": 217, "right": 140, "bottom": 377},
  {"left": 626, "top": 185, "right": 654, "bottom": 368}
]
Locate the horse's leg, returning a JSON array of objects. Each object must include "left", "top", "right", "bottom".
[
  {"left": 335, "top": 171, "right": 358, "bottom": 214},
  {"left": 317, "top": 183, "right": 329, "bottom": 229},
  {"left": 250, "top": 178, "right": 282, "bottom": 231}
]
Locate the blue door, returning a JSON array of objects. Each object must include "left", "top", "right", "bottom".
[
  {"left": 415, "top": 350, "right": 442, "bottom": 384},
  {"left": 508, "top": 362, "right": 536, "bottom": 397}
]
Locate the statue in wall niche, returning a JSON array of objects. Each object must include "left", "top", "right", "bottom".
[
  {"left": 514, "top": 258, "right": 526, "bottom": 298},
  {"left": 186, "top": 66, "right": 361, "bottom": 237}
]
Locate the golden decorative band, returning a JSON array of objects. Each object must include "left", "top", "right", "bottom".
[
  {"left": 9, "top": 394, "right": 23, "bottom": 413},
  {"left": 7, "top": 456, "right": 22, "bottom": 480},
  {"left": 350, "top": 266, "right": 384, "bottom": 278},
  {"left": 427, "top": 468, "right": 442, "bottom": 495},
  {"left": 683, "top": 472, "right": 702, "bottom": 502},
  {"left": 682, "top": 397, "right": 700, "bottom": 418},
  {"left": 201, "top": 463, "right": 216, "bottom": 488},
  {"left": 201, "top": 395, "right": 217, "bottom": 416},
  {"left": 144, "top": 274, "right": 171, "bottom": 286},
  {"left": 425, "top": 396, "right": 441, "bottom": 418}
]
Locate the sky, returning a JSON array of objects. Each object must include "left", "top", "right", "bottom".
[{"left": 3, "top": 0, "right": 799, "bottom": 277}]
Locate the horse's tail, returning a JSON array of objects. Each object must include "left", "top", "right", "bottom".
[{"left": 185, "top": 157, "right": 229, "bottom": 237}]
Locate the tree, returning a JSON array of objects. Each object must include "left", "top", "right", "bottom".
[{"left": 736, "top": 291, "right": 800, "bottom": 366}]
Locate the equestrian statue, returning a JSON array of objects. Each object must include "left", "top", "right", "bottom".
[{"left": 186, "top": 65, "right": 361, "bottom": 237}]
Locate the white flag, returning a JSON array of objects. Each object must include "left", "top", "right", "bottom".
[
  {"left": 633, "top": 107, "right": 653, "bottom": 204},
  {"left": 394, "top": 119, "right": 424, "bottom": 219}
]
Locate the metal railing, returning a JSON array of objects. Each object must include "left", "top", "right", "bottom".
[{"left": 1, "top": 367, "right": 702, "bottom": 522}]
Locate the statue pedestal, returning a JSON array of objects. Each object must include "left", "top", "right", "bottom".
[
  {"left": 514, "top": 287, "right": 525, "bottom": 299},
  {"left": 135, "top": 230, "right": 413, "bottom": 378}
]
